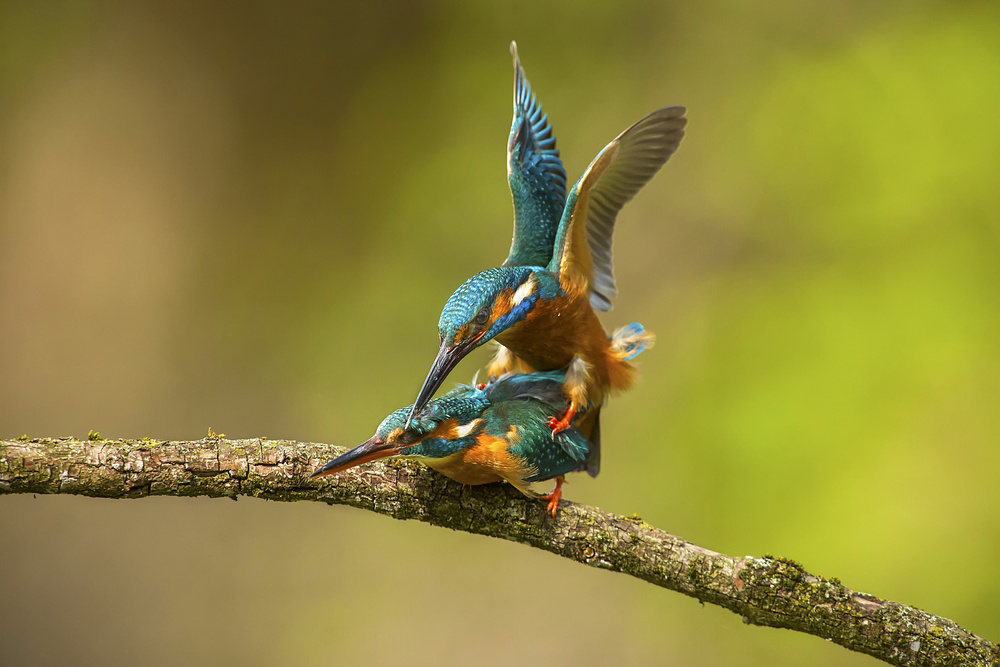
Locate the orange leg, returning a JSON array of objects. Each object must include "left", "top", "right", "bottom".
[
  {"left": 546, "top": 403, "right": 577, "bottom": 437},
  {"left": 538, "top": 476, "right": 566, "bottom": 517}
]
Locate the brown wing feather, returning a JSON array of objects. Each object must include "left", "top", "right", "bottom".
[{"left": 549, "top": 106, "right": 687, "bottom": 308}]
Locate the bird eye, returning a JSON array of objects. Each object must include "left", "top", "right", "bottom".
[{"left": 474, "top": 308, "right": 490, "bottom": 326}]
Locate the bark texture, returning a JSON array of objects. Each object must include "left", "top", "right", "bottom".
[{"left": 2, "top": 436, "right": 996, "bottom": 667}]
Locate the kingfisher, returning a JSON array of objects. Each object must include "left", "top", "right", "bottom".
[
  {"left": 407, "top": 45, "right": 686, "bottom": 447},
  {"left": 311, "top": 370, "right": 597, "bottom": 516}
]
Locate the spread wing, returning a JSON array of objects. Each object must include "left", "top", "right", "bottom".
[
  {"left": 504, "top": 42, "right": 568, "bottom": 268},
  {"left": 548, "top": 106, "right": 687, "bottom": 309}
]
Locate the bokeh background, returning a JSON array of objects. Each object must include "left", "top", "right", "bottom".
[{"left": 2, "top": 1, "right": 999, "bottom": 665}]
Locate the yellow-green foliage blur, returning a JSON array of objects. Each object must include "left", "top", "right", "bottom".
[{"left": 2, "top": 1, "right": 998, "bottom": 665}]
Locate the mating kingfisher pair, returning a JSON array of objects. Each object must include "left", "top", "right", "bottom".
[{"left": 314, "top": 43, "right": 686, "bottom": 515}]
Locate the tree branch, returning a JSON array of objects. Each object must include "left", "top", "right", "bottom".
[{"left": 1, "top": 436, "right": 994, "bottom": 666}]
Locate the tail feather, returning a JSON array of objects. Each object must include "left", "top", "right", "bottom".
[
  {"left": 583, "top": 408, "right": 601, "bottom": 477},
  {"left": 610, "top": 322, "right": 655, "bottom": 361},
  {"left": 604, "top": 322, "right": 655, "bottom": 393}
]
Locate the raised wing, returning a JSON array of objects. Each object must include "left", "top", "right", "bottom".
[
  {"left": 548, "top": 106, "right": 687, "bottom": 309},
  {"left": 504, "top": 42, "right": 568, "bottom": 268}
]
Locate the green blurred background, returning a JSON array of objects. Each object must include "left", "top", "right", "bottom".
[{"left": 2, "top": 1, "right": 999, "bottom": 665}]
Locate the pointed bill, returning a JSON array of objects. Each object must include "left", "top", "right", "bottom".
[{"left": 311, "top": 436, "right": 402, "bottom": 479}]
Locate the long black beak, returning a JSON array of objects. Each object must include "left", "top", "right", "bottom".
[
  {"left": 310, "top": 436, "right": 402, "bottom": 479},
  {"left": 406, "top": 340, "right": 467, "bottom": 428}
]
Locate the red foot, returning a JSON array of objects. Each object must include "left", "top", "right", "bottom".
[
  {"left": 546, "top": 403, "right": 578, "bottom": 437},
  {"left": 538, "top": 477, "right": 566, "bottom": 517},
  {"left": 476, "top": 383, "right": 486, "bottom": 390}
]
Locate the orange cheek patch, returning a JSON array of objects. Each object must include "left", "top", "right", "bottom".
[
  {"left": 491, "top": 289, "right": 514, "bottom": 323},
  {"left": 430, "top": 418, "right": 461, "bottom": 440}
]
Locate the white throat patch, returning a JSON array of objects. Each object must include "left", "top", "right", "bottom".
[
  {"left": 512, "top": 275, "right": 537, "bottom": 307},
  {"left": 454, "top": 419, "right": 483, "bottom": 438}
]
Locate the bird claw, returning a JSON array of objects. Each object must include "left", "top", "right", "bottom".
[
  {"left": 538, "top": 477, "right": 565, "bottom": 517},
  {"left": 546, "top": 405, "right": 577, "bottom": 439}
]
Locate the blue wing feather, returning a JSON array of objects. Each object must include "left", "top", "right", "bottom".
[{"left": 505, "top": 42, "right": 568, "bottom": 268}]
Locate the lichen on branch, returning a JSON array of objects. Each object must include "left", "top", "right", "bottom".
[{"left": 1, "top": 436, "right": 996, "bottom": 667}]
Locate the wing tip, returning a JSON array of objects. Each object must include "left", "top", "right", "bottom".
[
  {"left": 589, "top": 291, "right": 615, "bottom": 312},
  {"left": 510, "top": 42, "right": 523, "bottom": 88}
]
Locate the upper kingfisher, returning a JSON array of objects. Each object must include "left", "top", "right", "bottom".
[
  {"left": 407, "top": 44, "right": 687, "bottom": 450},
  {"left": 312, "top": 370, "right": 597, "bottom": 516}
]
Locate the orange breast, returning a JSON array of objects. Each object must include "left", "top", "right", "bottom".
[
  {"left": 494, "top": 284, "right": 638, "bottom": 404},
  {"left": 423, "top": 435, "right": 534, "bottom": 495},
  {"left": 496, "top": 287, "right": 595, "bottom": 368}
]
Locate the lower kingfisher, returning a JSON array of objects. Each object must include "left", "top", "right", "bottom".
[
  {"left": 407, "top": 51, "right": 686, "bottom": 445},
  {"left": 312, "top": 371, "right": 598, "bottom": 516}
]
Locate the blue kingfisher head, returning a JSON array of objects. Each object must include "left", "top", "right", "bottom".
[
  {"left": 310, "top": 383, "right": 494, "bottom": 478},
  {"left": 408, "top": 266, "right": 545, "bottom": 425}
]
